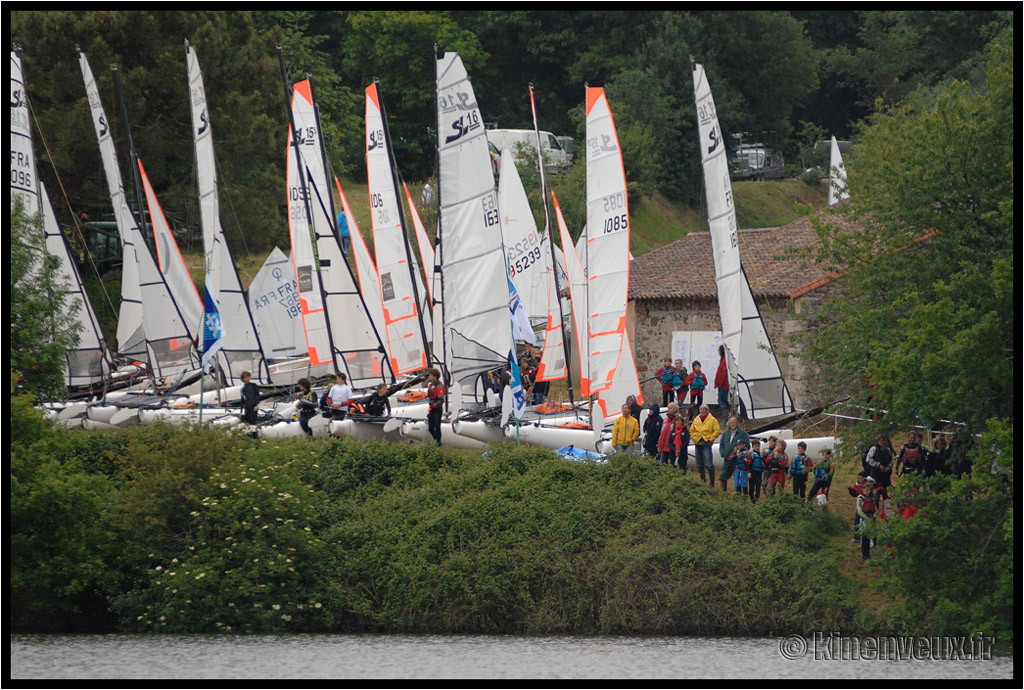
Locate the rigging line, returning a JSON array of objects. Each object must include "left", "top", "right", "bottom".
[
  {"left": 26, "top": 88, "right": 119, "bottom": 323},
  {"left": 213, "top": 144, "right": 252, "bottom": 261}
]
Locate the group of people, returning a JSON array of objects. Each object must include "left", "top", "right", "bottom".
[
  {"left": 653, "top": 347, "right": 731, "bottom": 421},
  {"left": 632, "top": 403, "right": 836, "bottom": 506},
  {"left": 849, "top": 430, "right": 969, "bottom": 561},
  {"left": 283, "top": 372, "right": 395, "bottom": 436}
]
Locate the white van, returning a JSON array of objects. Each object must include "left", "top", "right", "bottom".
[{"left": 485, "top": 128, "right": 572, "bottom": 173}]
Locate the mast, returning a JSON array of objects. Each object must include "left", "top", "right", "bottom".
[
  {"left": 530, "top": 84, "right": 574, "bottom": 405},
  {"left": 111, "top": 66, "right": 151, "bottom": 256}
]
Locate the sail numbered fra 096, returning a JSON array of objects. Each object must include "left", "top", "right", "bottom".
[
  {"left": 435, "top": 52, "right": 512, "bottom": 399},
  {"left": 691, "top": 59, "right": 793, "bottom": 419}
]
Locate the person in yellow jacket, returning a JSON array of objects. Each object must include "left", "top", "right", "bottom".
[
  {"left": 690, "top": 404, "right": 721, "bottom": 486},
  {"left": 612, "top": 403, "right": 640, "bottom": 454}
]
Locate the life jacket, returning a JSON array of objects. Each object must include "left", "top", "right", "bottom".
[
  {"left": 814, "top": 462, "right": 832, "bottom": 481},
  {"left": 734, "top": 450, "right": 752, "bottom": 471},
  {"left": 427, "top": 382, "right": 447, "bottom": 409},
  {"left": 558, "top": 422, "right": 591, "bottom": 430},
  {"left": 399, "top": 390, "right": 428, "bottom": 403},
  {"left": 790, "top": 454, "right": 809, "bottom": 476},
  {"left": 688, "top": 372, "right": 707, "bottom": 391},
  {"left": 749, "top": 451, "right": 765, "bottom": 472},
  {"left": 536, "top": 401, "right": 571, "bottom": 414},
  {"left": 902, "top": 444, "right": 923, "bottom": 469},
  {"left": 656, "top": 366, "right": 674, "bottom": 391},
  {"left": 768, "top": 451, "right": 788, "bottom": 474},
  {"left": 860, "top": 490, "right": 877, "bottom": 516},
  {"left": 347, "top": 402, "right": 366, "bottom": 414}
]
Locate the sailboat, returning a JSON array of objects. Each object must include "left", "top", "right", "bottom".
[
  {"left": 282, "top": 65, "right": 393, "bottom": 391},
  {"left": 504, "top": 87, "right": 642, "bottom": 454},
  {"left": 185, "top": 39, "right": 271, "bottom": 387},
  {"left": 78, "top": 50, "right": 200, "bottom": 386},
  {"left": 828, "top": 136, "right": 849, "bottom": 206},
  {"left": 690, "top": 58, "right": 834, "bottom": 459},
  {"left": 12, "top": 47, "right": 117, "bottom": 412},
  {"left": 393, "top": 50, "right": 518, "bottom": 449},
  {"left": 365, "top": 80, "right": 431, "bottom": 377}
]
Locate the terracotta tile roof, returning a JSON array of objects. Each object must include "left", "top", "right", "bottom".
[{"left": 629, "top": 213, "right": 850, "bottom": 301}]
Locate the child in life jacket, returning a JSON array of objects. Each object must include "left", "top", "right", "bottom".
[
  {"left": 848, "top": 471, "right": 868, "bottom": 540},
  {"left": 748, "top": 439, "right": 765, "bottom": 504},
  {"left": 655, "top": 358, "right": 676, "bottom": 408},
  {"left": 766, "top": 439, "right": 789, "bottom": 496},
  {"left": 683, "top": 361, "right": 708, "bottom": 413},
  {"left": 731, "top": 440, "right": 753, "bottom": 499},
  {"left": 857, "top": 477, "right": 880, "bottom": 561},
  {"left": 807, "top": 449, "right": 834, "bottom": 504},
  {"left": 897, "top": 431, "right": 926, "bottom": 476},
  {"left": 788, "top": 441, "right": 812, "bottom": 499}
]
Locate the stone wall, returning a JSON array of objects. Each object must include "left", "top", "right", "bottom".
[{"left": 629, "top": 285, "right": 841, "bottom": 412}]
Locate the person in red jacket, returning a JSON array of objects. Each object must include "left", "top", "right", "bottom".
[
  {"left": 766, "top": 439, "right": 790, "bottom": 496},
  {"left": 715, "top": 345, "right": 730, "bottom": 415},
  {"left": 683, "top": 361, "right": 708, "bottom": 418},
  {"left": 426, "top": 368, "right": 447, "bottom": 447}
]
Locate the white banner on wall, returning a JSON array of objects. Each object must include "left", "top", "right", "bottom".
[{"left": 671, "top": 330, "right": 724, "bottom": 370}]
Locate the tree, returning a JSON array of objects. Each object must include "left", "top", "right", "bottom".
[
  {"left": 801, "top": 40, "right": 1014, "bottom": 438},
  {"left": 10, "top": 199, "right": 81, "bottom": 400}
]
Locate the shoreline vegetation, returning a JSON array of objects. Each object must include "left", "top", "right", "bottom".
[{"left": 10, "top": 389, "right": 1012, "bottom": 641}]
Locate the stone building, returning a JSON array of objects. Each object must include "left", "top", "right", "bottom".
[{"left": 627, "top": 213, "right": 851, "bottom": 412}]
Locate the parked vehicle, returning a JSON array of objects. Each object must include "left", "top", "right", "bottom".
[
  {"left": 485, "top": 128, "right": 571, "bottom": 174},
  {"left": 729, "top": 143, "right": 784, "bottom": 181}
]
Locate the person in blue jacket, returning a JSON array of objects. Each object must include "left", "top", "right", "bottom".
[{"left": 336, "top": 210, "right": 350, "bottom": 256}]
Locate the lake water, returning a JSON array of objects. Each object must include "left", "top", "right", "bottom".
[{"left": 11, "top": 634, "right": 1014, "bottom": 680}]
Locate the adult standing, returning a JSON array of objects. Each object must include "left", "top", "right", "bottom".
[
  {"left": 863, "top": 436, "right": 894, "bottom": 497},
  {"left": 239, "top": 370, "right": 260, "bottom": 425},
  {"left": 336, "top": 210, "right": 350, "bottom": 256},
  {"left": 715, "top": 345, "right": 730, "bottom": 415},
  {"left": 642, "top": 404, "right": 663, "bottom": 458},
  {"left": 612, "top": 403, "right": 640, "bottom": 454},
  {"left": 717, "top": 415, "right": 750, "bottom": 492},
  {"left": 690, "top": 404, "right": 721, "bottom": 487},
  {"left": 421, "top": 176, "right": 435, "bottom": 206}
]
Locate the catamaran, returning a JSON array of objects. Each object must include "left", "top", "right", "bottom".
[
  {"left": 13, "top": 47, "right": 119, "bottom": 422},
  {"left": 690, "top": 57, "right": 834, "bottom": 459}
]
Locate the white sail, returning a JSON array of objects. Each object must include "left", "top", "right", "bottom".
[
  {"left": 185, "top": 40, "right": 269, "bottom": 384},
  {"left": 435, "top": 52, "right": 513, "bottom": 398},
  {"left": 555, "top": 192, "right": 590, "bottom": 394},
  {"left": 497, "top": 149, "right": 548, "bottom": 324},
  {"left": 691, "top": 59, "right": 793, "bottom": 418},
  {"left": 403, "top": 182, "right": 436, "bottom": 343},
  {"left": 365, "top": 83, "right": 428, "bottom": 375},
  {"left": 828, "top": 135, "right": 849, "bottom": 206},
  {"left": 248, "top": 247, "right": 305, "bottom": 360},
  {"left": 79, "top": 50, "right": 197, "bottom": 377},
  {"left": 41, "top": 183, "right": 115, "bottom": 387},
  {"left": 287, "top": 78, "right": 391, "bottom": 388},
  {"left": 335, "top": 176, "right": 387, "bottom": 366},
  {"left": 13, "top": 49, "right": 114, "bottom": 387},
  {"left": 10, "top": 49, "right": 39, "bottom": 215},
  {"left": 137, "top": 159, "right": 204, "bottom": 341},
  {"left": 582, "top": 87, "right": 631, "bottom": 397}
]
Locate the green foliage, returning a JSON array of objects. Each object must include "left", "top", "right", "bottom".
[
  {"left": 10, "top": 199, "right": 80, "bottom": 400},
  {"left": 880, "top": 420, "right": 1014, "bottom": 641},
  {"left": 11, "top": 422, "right": 865, "bottom": 635},
  {"left": 800, "top": 41, "right": 1014, "bottom": 437}
]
